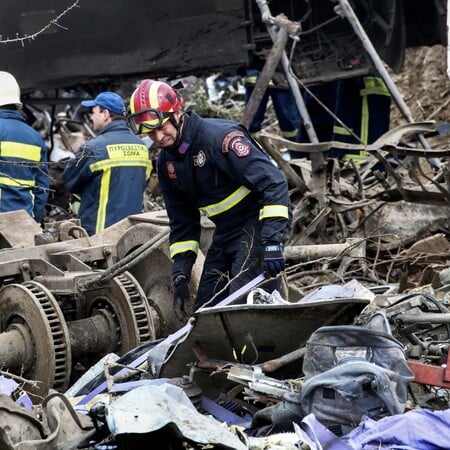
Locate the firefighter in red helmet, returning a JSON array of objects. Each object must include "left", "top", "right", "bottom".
[{"left": 129, "top": 79, "right": 291, "bottom": 321}]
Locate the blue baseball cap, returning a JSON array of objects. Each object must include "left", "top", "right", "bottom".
[{"left": 81, "top": 92, "right": 126, "bottom": 116}]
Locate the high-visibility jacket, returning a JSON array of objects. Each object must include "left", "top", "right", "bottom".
[
  {"left": 63, "top": 120, "right": 152, "bottom": 235},
  {"left": 0, "top": 109, "right": 49, "bottom": 222},
  {"left": 158, "top": 111, "right": 291, "bottom": 278}
]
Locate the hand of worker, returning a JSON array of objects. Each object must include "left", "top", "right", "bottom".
[
  {"left": 262, "top": 242, "right": 285, "bottom": 278},
  {"left": 173, "top": 275, "right": 191, "bottom": 322}
]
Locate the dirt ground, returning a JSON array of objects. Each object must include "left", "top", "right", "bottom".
[{"left": 390, "top": 45, "right": 450, "bottom": 132}]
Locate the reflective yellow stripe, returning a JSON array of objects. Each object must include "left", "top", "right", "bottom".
[
  {"left": 281, "top": 129, "right": 298, "bottom": 139},
  {"left": 360, "top": 88, "right": 369, "bottom": 145},
  {"left": 244, "top": 76, "right": 275, "bottom": 86},
  {"left": 361, "top": 76, "right": 390, "bottom": 96},
  {"left": 360, "top": 87, "right": 391, "bottom": 96},
  {"left": 199, "top": 186, "right": 251, "bottom": 218},
  {"left": 0, "top": 176, "right": 36, "bottom": 187},
  {"left": 341, "top": 152, "right": 367, "bottom": 162},
  {"left": 89, "top": 156, "right": 152, "bottom": 234},
  {"left": 338, "top": 78, "right": 386, "bottom": 161},
  {"left": 169, "top": 240, "right": 199, "bottom": 258},
  {"left": 333, "top": 125, "right": 352, "bottom": 136},
  {"left": 259, "top": 204, "right": 289, "bottom": 220},
  {"left": 89, "top": 159, "right": 152, "bottom": 172},
  {"left": 95, "top": 168, "right": 111, "bottom": 233},
  {"left": 145, "top": 164, "right": 152, "bottom": 180},
  {"left": 0, "top": 141, "right": 41, "bottom": 161}
]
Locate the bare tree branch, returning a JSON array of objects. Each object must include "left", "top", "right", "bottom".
[{"left": 0, "top": 0, "right": 80, "bottom": 46}]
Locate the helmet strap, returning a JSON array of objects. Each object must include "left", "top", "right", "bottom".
[{"left": 165, "top": 113, "right": 185, "bottom": 152}]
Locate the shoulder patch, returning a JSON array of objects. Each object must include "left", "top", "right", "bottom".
[
  {"left": 222, "top": 130, "right": 245, "bottom": 153},
  {"left": 229, "top": 136, "right": 251, "bottom": 157}
]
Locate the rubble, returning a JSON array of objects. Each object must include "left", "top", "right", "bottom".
[{"left": 2, "top": 5, "right": 450, "bottom": 449}]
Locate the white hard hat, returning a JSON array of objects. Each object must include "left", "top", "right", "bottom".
[{"left": 0, "top": 71, "right": 22, "bottom": 108}]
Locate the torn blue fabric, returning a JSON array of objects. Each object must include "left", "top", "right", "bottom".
[{"left": 343, "top": 409, "right": 450, "bottom": 450}]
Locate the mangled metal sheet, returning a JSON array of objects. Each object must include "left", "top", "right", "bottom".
[
  {"left": 106, "top": 383, "right": 247, "bottom": 450},
  {"left": 158, "top": 300, "right": 369, "bottom": 378}
]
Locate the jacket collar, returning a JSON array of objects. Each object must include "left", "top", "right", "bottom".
[
  {"left": 0, "top": 109, "right": 26, "bottom": 122},
  {"left": 97, "top": 119, "right": 128, "bottom": 135}
]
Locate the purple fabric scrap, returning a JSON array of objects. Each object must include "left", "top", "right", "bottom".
[{"left": 343, "top": 409, "right": 450, "bottom": 449}]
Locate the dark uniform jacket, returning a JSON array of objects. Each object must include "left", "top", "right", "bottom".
[
  {"left": 63, "top": 120, "right": 152, "bottom": 235},
  {"left": 0, "top": 109, "right": 49, "bottom": 222},
  {"left": 158, "top": 111, "right": 290, "bottom": 277}
]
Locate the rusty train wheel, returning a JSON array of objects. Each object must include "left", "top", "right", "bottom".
[
  {"left": 83, "top": 271, "right": 155, "bottom": 356},
  {"left": 0, "top": 281, "right": 71, "bottom": 400}
]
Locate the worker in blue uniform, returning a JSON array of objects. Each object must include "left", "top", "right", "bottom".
[
  {"left": 244, "top": 68, "right": 302, "bottom": 142},
  {"left": 330, "top": 75, "right": 391, "bottom": 161},
  {"left": 128, "top": 79, "right": 291, "bottom": 320},
  {"left": 63, "top": 92, "right": 152, "bottom": 235},
  {"left": 0, "top": 71, "right": 49, "bottom": 223},
  {"left": 302, "top": 75, "right": 391, "bottom": 161}
]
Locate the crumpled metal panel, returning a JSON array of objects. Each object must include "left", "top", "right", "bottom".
[
  {"left": 106, "top": 383, "right": 247, "bottom": 450},
  {"left": 159, "top": 300, "right": 369, "bottom": 379}
]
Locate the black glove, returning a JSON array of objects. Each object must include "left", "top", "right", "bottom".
[
  {"left": 173, "top": 275, "right": 190, "bottom": 322},
  {"left": 263, "top": 242, "right": 285, "bottom": 278}
]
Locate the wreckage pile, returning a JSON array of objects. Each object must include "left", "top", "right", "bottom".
[{"left": 1, "top": 47, "right": 450, "bottom": 448}]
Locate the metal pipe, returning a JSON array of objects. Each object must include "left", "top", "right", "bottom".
[
  {"left": 284, "top": 239, "right": 364, "bottom": 261},
  {"left": 396, "top": 313, "right": 450, "bottom": 324},
  {"left": 0, "top": 325, "right": 32, "bottom": 372},
  {"left": 255, "top": 0, "right": 319, "bottom": 144},
  {"left": 242, "top": 26, "right": 288, "bottom": 129},
  {"left": 256, "top": 0, "right": 327, "bottom": 206},
  {"left": 260, "top": 346, "right": 306, "bottom": 373},
  {"left": 68, "top": 313, "right": 118, "bottom": 357}
]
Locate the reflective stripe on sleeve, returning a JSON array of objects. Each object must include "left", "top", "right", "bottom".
[
  {"left": 169, "top": 240, "right": 199, "bottom": 258},
  {"left": 259, "top": 204, "right": 289, "bottom": 220},
  {"left": 0, "top": 176, "right": 36, "bottom": 187},
  {"left": 0, "top": 142, "right": 41, "bottom": 161},
  {"left": 199, "top": 186, "right": 251, "bottom": 218}
]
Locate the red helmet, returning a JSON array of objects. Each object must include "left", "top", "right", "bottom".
[{"left": 128, "top": 79, "right": 184, "bottom": 134}]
